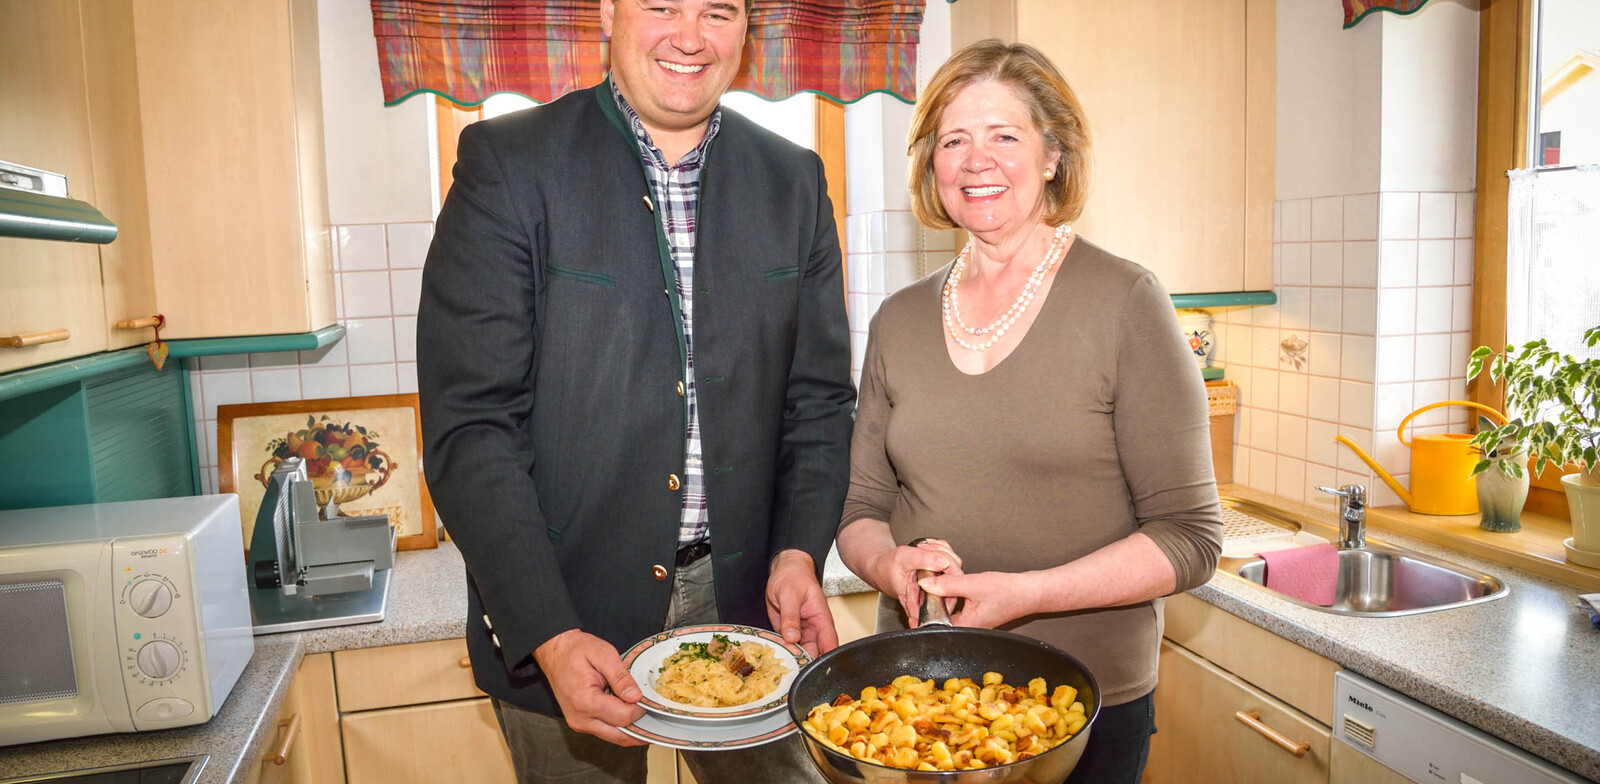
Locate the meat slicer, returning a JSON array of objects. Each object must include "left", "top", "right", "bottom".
[{"left": 247, "top": 457, "right": 396, "bottom": 634}]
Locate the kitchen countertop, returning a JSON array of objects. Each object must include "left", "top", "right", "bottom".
[{"left": 7, "top": 508, "right": 1598, "bottom": 781}]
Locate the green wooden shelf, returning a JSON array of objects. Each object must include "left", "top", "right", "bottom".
[
  {"left": 1170, "top": 291, "right": 1277, "bottom": 309},
  {"left": 0, "top": 325, "right": 345, "bottom": 403}
]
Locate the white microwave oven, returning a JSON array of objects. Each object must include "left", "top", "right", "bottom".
[{"left": 0, "top": 495, "right": 254, "bottom": 746}]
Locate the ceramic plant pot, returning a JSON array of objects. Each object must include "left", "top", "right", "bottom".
[
  {"left": 1177, "top": 309, "right": 1215, "bottom": 369},
  {"left": 1476, "top": 460, "right": 1529, "bottom": 533},
  {"left": 1564, "top": 467, "right": 1600, "bottom": 562}
]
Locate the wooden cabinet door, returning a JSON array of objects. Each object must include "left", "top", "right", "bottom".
[
  {"left": 273, "top": 653, "right": 345, "bottom": 784},
  {"left": 1145, "top": 641, "right": 1331, "bottom": 784},
  {"left": 0, "top": 0, "right": 109, "bottom": 373},
  {"left": 334, "top": 638, "right": 485, "bottom": 713},
  {"left": 342, "top": 697, "right": 516, "bottom": 784},
  {"left": 828, "top": 591, "right": 879, "bottom": 646},
  {"left": 1012, "top": 0, "right": 1274, "bottom": 294},
  {"left": 1329, "top": 741, "right": 1412, "bottom": 784}
]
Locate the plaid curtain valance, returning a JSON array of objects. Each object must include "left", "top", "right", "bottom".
[
  {"left": 1342, "top": 0, "right": 1433, "bottom": 28},
  {"left": 370, "top": 1, "right": 926, "bottom": 106}
]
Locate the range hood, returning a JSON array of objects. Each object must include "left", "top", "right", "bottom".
[{"left": 0, "top": 159, "right": 117, "bottom": 244}]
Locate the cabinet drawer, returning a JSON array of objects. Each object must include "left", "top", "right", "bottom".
[
  {"left": 341, "top": 697, "right": 515, "bottom": 784},
  {"left": 1147, "top": 640, "right": 1331, "bottom": 784},
  {"left": 1163, "top": 591, "right": 1340, "bottom": 725},
  {"left": 334, "top": 638, "right": 483, "bottom": 712}
]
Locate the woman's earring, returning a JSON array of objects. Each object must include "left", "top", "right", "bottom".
[{"left": 1044, "top": 168, "right": 1055, "bottom": 181}]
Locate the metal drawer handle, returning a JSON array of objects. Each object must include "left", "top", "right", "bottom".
[
  {"left": 458, "top": 656, "right": 472, "bottom": 669},
  {"left": 1235, "top": 711, "right": 1310, "bottom": 757},
  {"left": 269, "top": 712, "right": 302, "bottom": 765},
  {"left": 2, "top": 328, "right": 70, "bottom": 348},
  {"left": 116, "top": 316, "right": 162, "bottom": 330}
]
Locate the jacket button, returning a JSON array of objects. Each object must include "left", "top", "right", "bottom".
[
  {"left": 676, "top": 380, "right": 685, "bottom": 397},
  {"left": 652, "top": 564, "right": 668, "bottom": 581},
  {"left": 668, "top": 473, "right": 681, "bottom": 491}
]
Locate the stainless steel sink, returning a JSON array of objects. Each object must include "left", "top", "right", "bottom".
[{"left": 1218, "top": 542, "right": 1508, "bottom": 617}]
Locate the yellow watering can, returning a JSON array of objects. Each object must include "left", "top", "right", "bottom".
[{"left": 1335, "top": 401, "right": 1507, "bottom": 516}]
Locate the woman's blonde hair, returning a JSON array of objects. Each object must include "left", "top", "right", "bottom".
[{"left": 907, "top": 40, "right": 1091, "bottom": 230}]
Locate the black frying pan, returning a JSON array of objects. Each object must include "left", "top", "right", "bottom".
[{"left": 788, "top": 568, "right": 1100, "bottom": 784}]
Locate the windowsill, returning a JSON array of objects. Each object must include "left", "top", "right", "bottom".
[{"left": 1220, "top": 483, "right": 1600, "bottom": 592}]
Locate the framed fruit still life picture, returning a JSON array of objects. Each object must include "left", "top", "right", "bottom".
[{"left": 218, "top": 393, "right": 437, "bottom": 551}]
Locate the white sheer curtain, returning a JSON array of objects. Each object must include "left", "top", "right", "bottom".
[{"left": 1506, "top": 165, "right": 1600, "bottom": 360}]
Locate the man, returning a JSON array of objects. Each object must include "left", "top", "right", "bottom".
[{"left": 416, "top": 0, "right": 854, "bottom": 780}]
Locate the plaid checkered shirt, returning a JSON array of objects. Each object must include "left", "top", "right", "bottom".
[{"left": 612, "top": 79, "right": 720, "bottom": 546}]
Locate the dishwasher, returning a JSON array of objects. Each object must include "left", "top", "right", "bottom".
[{"left": 1334, "top": 671, "right": 1589, "bottom": 784}]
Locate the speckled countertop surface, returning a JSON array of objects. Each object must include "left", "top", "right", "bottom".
[{"left": 7, "top": 509, "right": 1598, "bottom": 781}]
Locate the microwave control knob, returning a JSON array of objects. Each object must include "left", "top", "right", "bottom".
[
  {"left": 128, "top": 579, "right": 173, "bottom": 618},
  {"left": 137, "top": 640, "right": 182, "bottom": 680}
]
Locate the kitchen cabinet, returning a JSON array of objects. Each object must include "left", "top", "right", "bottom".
[
  {"left": 0, "top": 1, "right": 110, "bottom": 373},
  {"left": 1329, "top": 741, "right": 1413, "bottom": 784},
  {"left": 951, "top": 0, "right": 1274, "bottom": 294},
  {"left": 247, "top": 653, "right": 344, "bottom": 784},
  {"left": 1146, "top": 592, "right": 1341, "bottom": 783}
]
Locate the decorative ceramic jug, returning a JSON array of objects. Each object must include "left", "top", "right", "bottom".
[{"left": 1176, "top": 309, "right": 1215, "bottom": 368}]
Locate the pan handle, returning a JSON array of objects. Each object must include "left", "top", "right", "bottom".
[{"left": 908, "top": 538, "right": 955, "bottom": 628}]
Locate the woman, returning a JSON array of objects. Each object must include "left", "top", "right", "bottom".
[{"left": 836, "top": 40, "right": 1223, "bottom": 783}]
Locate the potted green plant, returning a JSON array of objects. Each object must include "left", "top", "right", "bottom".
[{"left": 1467, "top": 326, "right": 1600, "bottom": 557}]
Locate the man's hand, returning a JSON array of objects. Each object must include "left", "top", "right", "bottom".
[
  {"left": 765, "top": 550, "right": 838, "bottom": 658},
  {"left": 533, "top": 629, "right": 646, "bottom": 746}
]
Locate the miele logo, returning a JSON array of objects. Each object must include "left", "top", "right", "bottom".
[
  {"left": 129, "top": 548, "right": 168, "bottom": 558},
  {"left": 1347, "top": 694, "right": 1373, "bottom": 712}
]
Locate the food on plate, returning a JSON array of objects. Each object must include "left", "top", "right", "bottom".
[
  {"left": 653, "top": 634, "right": 789, "bottom": 708},
  {"left": 802, "top": 672, "right": 1088, "bottom": 771}
]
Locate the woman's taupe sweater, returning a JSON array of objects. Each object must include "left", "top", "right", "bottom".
[{"left": 840, "top": 237, "right": 1224, "bottom": 706}]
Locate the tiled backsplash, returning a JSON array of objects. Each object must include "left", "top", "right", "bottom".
[
  {"left": 1223, "top": 190, "right": 1474, "bottom": 507},
  {"left": 187, "top": 222, "right": 433, "bottom": 494}
]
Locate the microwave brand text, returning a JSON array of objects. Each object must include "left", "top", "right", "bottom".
[{"left": 129, "top": 548, "right": 168, "bottom": 558}]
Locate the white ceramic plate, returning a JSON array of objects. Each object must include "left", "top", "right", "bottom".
[
  {"left": 621, "top": 624, "right": 808, "bottom": 723},
  {"left": 619, "top": 707, "right": 798, "bottom": 751}
]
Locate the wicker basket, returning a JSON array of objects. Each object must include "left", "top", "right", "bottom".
[{"left": 1206, "top": 380, "right": 1238, "bottom": 417}]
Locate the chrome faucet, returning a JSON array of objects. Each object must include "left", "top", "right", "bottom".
[{"left": 1317, "top": 485, "right": 1367, "bottom": 549}]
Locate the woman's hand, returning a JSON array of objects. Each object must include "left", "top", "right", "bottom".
[
  {"left": 863, "top": 538, "right": 964, "bottom": 627},
  {"left": 917, "top": 570, "right": 1043, "bottom": 630}
]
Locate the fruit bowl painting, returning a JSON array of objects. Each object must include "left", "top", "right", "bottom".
[{"left": 218, "top": 394, "right": 437, "bottom": 551}]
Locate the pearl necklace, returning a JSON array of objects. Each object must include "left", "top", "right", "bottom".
[{"left": 942, "top": 224, "right": 1072, "bottom": 352}]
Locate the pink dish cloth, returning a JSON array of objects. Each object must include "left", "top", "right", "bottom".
[{"left": 1258, "top": 543, "right": 1339, "bottom": 606}]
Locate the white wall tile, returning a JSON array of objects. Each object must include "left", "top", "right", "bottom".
[
  {"left": 1234, "top": 444, "right": 1251, "bottom": 487},
  {"left": 1282, "top": 199, "right": 1312, "bottom": 242},
  {"left": 1305, "top": 463, "right": 1338, "bottom": 504},
  {"left": 1380, "top": 192, "right": 1419, "bottom": 239},
  {"left": 1310, "top": 288, "right": 1342, "bottom": 333},
  {"left": 251, "top": 368, "right": 302, "bottom": 403},
  {"left": 394, "top": 316, "right": 417, "bottom": 362},
  {"left": 1416, "top": 240, "right": 1454, "bottom": 287},
  {"left": 1367, "top": 473, "right": 1403, "bottom": 507},
  {"left": 1253, "top": 328, "right": 1280, "bottom": 370},
  {"left": 1451, "top": 332, "right": 1472, "bottom": 379},
  {"left": 1414, "top": 332, "right": 1454, "bottom": 381},
  {"left": 337, "top": 225, "right": 388, "bottom": 271},
  {"left": 1455, "top": 192, "right": 1475, "bottom": 238},
  {"left": 345, "top": 318, "right": 397, "bottom": 364},
  {"left": 397, "top": 362, "right": 419, "bottom": 394},
  {"left": 1375, "top": 382, "right": 1415, "bottom": 429},
  {"left": 198, "top": 354, "right": 248, "bottom": 372},
  {"left": 1249, "top": 449, "right": 1279, "bottom": 494},
  {"left": 1413, "top": 380, "right": 1453, "bottom": 426},
  {"left": 343, "top": 271, "right": 393, "bottom": 318},
  {"left": 1379, "top": 241, "right": 1418, "bottom": 288},
  {"left": 1254, "top": 303, "right": 1281, "bottom": 330},
  {"left": 1280, "top": 243, "right": 1311, "bottom": 286},
  {"left": 1418, "top": 193, "right": 1456, "bottom": 239},
  {"left": 205, "top": 421, "right": 217, "bottom": 469},
  {"left": 387, "top": 222, "right": 434, "bottom": 269},
  {"left": 1311, "top": 243, "right": 1343, "bottom": 287},
  {"left": 1343, "top": 241, "right": 1379, "bottom": 287},
  {"left": 188, "top": 374, "right": 205, "bottom": 422},
  {"left": 1453, "top": 238, "right": 1474, "bottom": 285},
  {"left": 1306, "top": 418, "right": 1340, "bottom": 467},
  {"left": 390, "top": 269, "right": 423, "bottom": 316},
  {"left": 350, "top": 364, "right": 399, "bottom": 396},
  {"left": 1278, "top": 415, "right": 1308, "bottom": 459},
  {"left": 884, "top": 212, "right": 921, "bottom": 252},
  {"left": 1279, "top": 372, "right": 1309, "bottom": 416},
  {"left": 301, "top": 366, "right": 351, "bottom": 399},
  {"left": 1376, "top": 335, "right": 1417, "bottom": 383},
  {"left": 883, "top": 253, "right": 920, "bottom": 294},
  {"left": 1225, "top": 324, "right": 1253, "bottom": 366},
  {"left": 1311, "top": 197, "right": 1343, "bottom": 241},
  {"left": 1309, "top": 331, "right": 1341, "bottom": 377},
  {"left": 251, "top": 351, "right": 300, "bottom": 368},
  {"left": 1251, "top": 409, "right": 1279, "bottom": 453},
  {"left": 1277, "top": 457, "right": 1307, "bottom": 502},
  {"left": 1377, "top": 288, "right": 1416, "bottom": 337},
  {"left": 1337, "top": 426, "right": 1373, "bottom": 473},
  {"left": 1343, "top": 194, "right": 1379, "bottom": 241},
  {"left": 1253, "top": 368, "right": 1280, "bottom": 413},
  {"left": 1415, "top": 286, "right": 1453, "bottom": 333},
  {"left": 1341, "top": 334, "right": 1376, "bottom": 383},
  {"left": 1274, "top": 201, "right": 1282, "bottom": 243},
  {"left": 1339, "top": 380, "right": 1374, "bottom": 428},
  {"left": 1374, "top": 430, "right": 1412, "bottom": 477},
  {"left": 1277, "top": 287, "right": 1311, "bottom": 331},
  {"left": 1308, "top": 375, "right": 1340, "bottom": 419},
  {"left": 200, "top": 371, "right": 252, "bottom": 420},
  {"left": 299, "top": 340, "right": 349, "bottom": 367},
  {"left": 1343, "top": 289, "right": 1377, "bottom": 336}
]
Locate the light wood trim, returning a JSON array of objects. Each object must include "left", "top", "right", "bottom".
[
  {"left": 1, "top": 329, "right": 72, "bottom": 348},
  {"left": 115, "top": 316, "right": 161, "bottom": 330},
  {"left": 1235, "top": 710, "right": 1310, "bottom": 757},
  {"left": 1329, "top": 738, "right": 1413, "bottom": 783},
  {"left": 334, "top": 638, "right": 484, "bottom": 712},
  {"left": 341, "top": 697, "right": 516, "bottom": 784},
  {"left": 949, "top": 0, "right": 1016, "bottom": 47},
  {"left": 436, "top": 96, "right": 482, "bottom": 204},
  {"left": 267, "top": 713, "right": 303, "bottom": 765},
  {"left": 648, "top": 746, "right": 679, "bottom": 784},
  {"left": 814, "top": 95, "right": 848, "bottom": 290},
  {"left": 276, "top": 652, "right": 343, "bottom": 784},
  {"left": 1363, "top": 503, "right": 1597, "bottom": 591},
  {"left": 1242, "top": 0, "right": 1275, "bottom": 291},
  {"left": 1162, "top": 591, "right": 1340, "bottom": 726}
]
